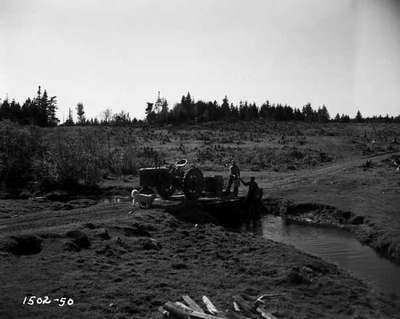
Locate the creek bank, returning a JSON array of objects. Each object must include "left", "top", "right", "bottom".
[{"left": 263, "top": 198, "right": 400, "bottom": 264}]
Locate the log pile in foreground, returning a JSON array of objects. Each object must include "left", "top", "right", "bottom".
[{"left": 159, "top": 293, "right": 286, "bottom": 319}]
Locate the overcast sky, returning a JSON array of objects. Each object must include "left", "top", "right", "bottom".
[{"left": 1, "top": 0, "right": 399, "bottom": 120}]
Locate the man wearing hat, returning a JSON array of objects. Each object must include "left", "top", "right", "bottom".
[{"left": 225, "top": 160, "right": 240, "bottom": 196}]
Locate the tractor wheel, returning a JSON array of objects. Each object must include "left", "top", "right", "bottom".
[
  {"left": 156, "top": 182, "right": 175, "bottom": 199},
  {"left": 183, "top": 167, "right": 204, "bottom": 200}
]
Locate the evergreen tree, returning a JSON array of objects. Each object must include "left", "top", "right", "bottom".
[
  {"left": 0, "top": 99, "right": 11, "bottom": 120},
  {"left": 302, "top": 103, "right": 315, "bottom": 122},
  {"left": 145, "top": 103, "right": 156, "bottom": 123},
  {"left": 317, "top": 105, "right": 330, "bottom": 122},
  {"left": 47, "top": 94, "right": 58, "bottom": 126},
  {"left": 65, "top": 108, "right": 74, "bottom": 126},
  {"left": 340, "top": 114, "right": 350, "bottom": 122},
  {"left": 355, "top": 110, "right": 363, "bottom": 122},
  {"left": 160, "top": 99, "right": 169, "bottom": 123},
  {"left": 76, "top": 102, "right": 86, "bottom": 124},
  {"left": 221, "top": 96, "right": 230, "bottom": 119},
  {"left": 34, "top": 87, "right": 49, "bottom": 126}
]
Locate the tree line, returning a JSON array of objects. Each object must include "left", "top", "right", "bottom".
[
  {"left": 0, "top": 86, "right": 58, "bottom": 127},
  {"left": 145, "top": 92, "right": 400, "bottom": 124},
  {"left": 1, "top": 88, "right": 399, "bottom": 127}
]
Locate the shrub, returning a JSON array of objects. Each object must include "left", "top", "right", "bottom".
[
  {"left": 108, "top": 145, "right": 166, "bottom": 175},
  {"left": 42, "top": 128, "right": 106, "bottom": 188},
  {"left": 0, "top": 121, "right": 43, "bottom": 187}
]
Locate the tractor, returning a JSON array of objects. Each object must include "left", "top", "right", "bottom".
[{"left": 139, "top": 159, "right": 205, "bottom": 200}]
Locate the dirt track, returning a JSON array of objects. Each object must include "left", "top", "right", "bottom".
[{"left": 241, "top": 151, "right": 400, "bottom": 190}]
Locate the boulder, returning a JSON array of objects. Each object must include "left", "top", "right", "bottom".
[
  {"left": 0, "top": 234, "right": 42, "bottom": 255},
  {"left": 65, "top": 230, "right": 90, "bottom": 249}
]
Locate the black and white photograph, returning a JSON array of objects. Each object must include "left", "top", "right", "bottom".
[{"left": 1, "top": 0, "right": 400, "bottom": 318}]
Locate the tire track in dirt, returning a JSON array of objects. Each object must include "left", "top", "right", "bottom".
[
  {"left": 0, "top": 203, "right": 138, "bottom": 235},
  {"left": 257, "top": 152, "right": 400, "bottom": 191}
]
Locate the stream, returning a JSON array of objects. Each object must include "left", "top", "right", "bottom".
[
  {"left": 245, "top": 214, "right": 400, "bottom": 296},
  {"left": 103, "top": 195, "right": 400, "bottom": 296}
]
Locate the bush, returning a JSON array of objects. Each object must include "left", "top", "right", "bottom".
[
  {"left": 42, "top": 128, "right": 106, "bottom": 188},
  {"left": 108, "top": 145, "right": 166, "bottom": 175},
  {"left": 0, "top": 121, "right": 43, "bottom": 187}
]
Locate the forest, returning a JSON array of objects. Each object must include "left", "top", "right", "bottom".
[{"left": 1, "top": 87, "right": 399, "bottom": 127}]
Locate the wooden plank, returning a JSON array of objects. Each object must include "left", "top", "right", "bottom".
[
  {"left": 158, "top": 306, "right": 169, "bottom": 317},
  {"left": 256, "top": 293, "right": 286, "bottom": 304},
  {"left": 163, "top": 301, "right": 191, "bottom": 319},
  {"left": 189, "top": 311, "right": 226, "bottom": 319},
  {"left": 232, "top": 295, "right": 255, "bottom": 316},
  {"left": 202, "top": 296, "right": 219, "bottom": 314},
  {"left": 256, "top": 306, "right": 278, "bottom": 319},
  {"left": 176, "top": 301, "right": 195, "bottom": 312},
  {"left": 165, "top": 301, "right": 225, "bottom": 319},
  {"left": 182, "top": 295, "right": 205, "bottom": 313}
]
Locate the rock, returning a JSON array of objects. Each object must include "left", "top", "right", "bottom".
[
  {"left": 287, "top": 267, "right": 311, "bottom": 285},
  {"left": 122, "top": 226, "right": 151, "bottom": 237},
  {"left": 0, "top": 234, "right": 43, "bottom": 255},
  {"left": 63, "top": 240, "right": 81, "bottom": 252},
  {"left": 350, "top": 215, "right": 365, "bottom": 225},
  {"left": 94, "top": 228, "right": 111, "bottom": 240},
  {"left": 305, "top": 259, "right": 337, "bottom": 275},
  {"left": 341, "top": 211, "right": 352, "bottom": 220},
  {"left": 84, "top": 223, "right": 96, "bottom": 229},
  {"left": 96, "top": 244, "right": 118, "bottom": 257},
  {"left": 65, "top": 230, "right": 90, "bottom": 249},
  {"left": 140, "top": 238, "right": 162, "bottom": 250}
]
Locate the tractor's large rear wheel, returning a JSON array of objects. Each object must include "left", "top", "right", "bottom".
[{"left": 183, "top": 167, "right": 204, "bottom": 200}]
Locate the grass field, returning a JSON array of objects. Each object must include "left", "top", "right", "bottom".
[{"left": 1, "top": 120, "right": 400, "bottom": 319}]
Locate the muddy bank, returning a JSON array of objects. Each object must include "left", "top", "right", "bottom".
[
  {"left": 1, "top": 204, "right": 399, "bottom": 319},
  {"left": 0, "top": 183, "right": 133, "bottom": 220},
  {"left": 263, "top": 198, "right": 400, "bottom": 265}
]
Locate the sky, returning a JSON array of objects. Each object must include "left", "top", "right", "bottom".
[{"left": 1, "top": 0, "right": 399, "bottom": 121}]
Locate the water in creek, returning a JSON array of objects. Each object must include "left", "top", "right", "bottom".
[{"left": 247, "top": 214, "right": 400, "bottom": 296}]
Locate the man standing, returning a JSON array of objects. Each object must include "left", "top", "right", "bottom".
[
  {"left": 225, "top": 160, "right": 240, "bottom": 196},
  {"left": 241, "top": 177, "right": 263, "bottom": 224},
  {"left": 241, "top": 177, "right": 261, "bottom": 202}
]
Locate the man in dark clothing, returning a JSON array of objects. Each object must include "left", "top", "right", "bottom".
[
  {"left": 225, "top": 160, "right": 240, "bottom": 196},
  {"left": 241, "top": 177, "right": 261, "bottom": 202},
  {"left": 241, "top": 177, "right": 263, "bottom": 224}
]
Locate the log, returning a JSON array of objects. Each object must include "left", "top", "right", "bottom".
[
  {"left": 255, "top": 293, "right": 286, "bottom": 305},
  {"left": 232, "top": 295, "right": 255, "bottom": 316},
  {"left": 158, "top": 306, "right": 169, "bottom": 317},
  {"left": 255, "top": 306, "right": 278, "bottom": 319},
  {"left": 176, "top": 301, "right": 195, "bottom": 312},
  {"left": 188, "top": 311, "right": 226, "bottom": 319},
  {"left": 182, "top": 295, "right": 205, "bottom": 313},
  {"left": 202, "top": 296, "right": 219, "bottom": 314},
  {"left": 165, "top": 301, "right": 225, "bottom": 319},
  {"left": 163, "top": 301, "right": 191, "bottom": 319}
]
